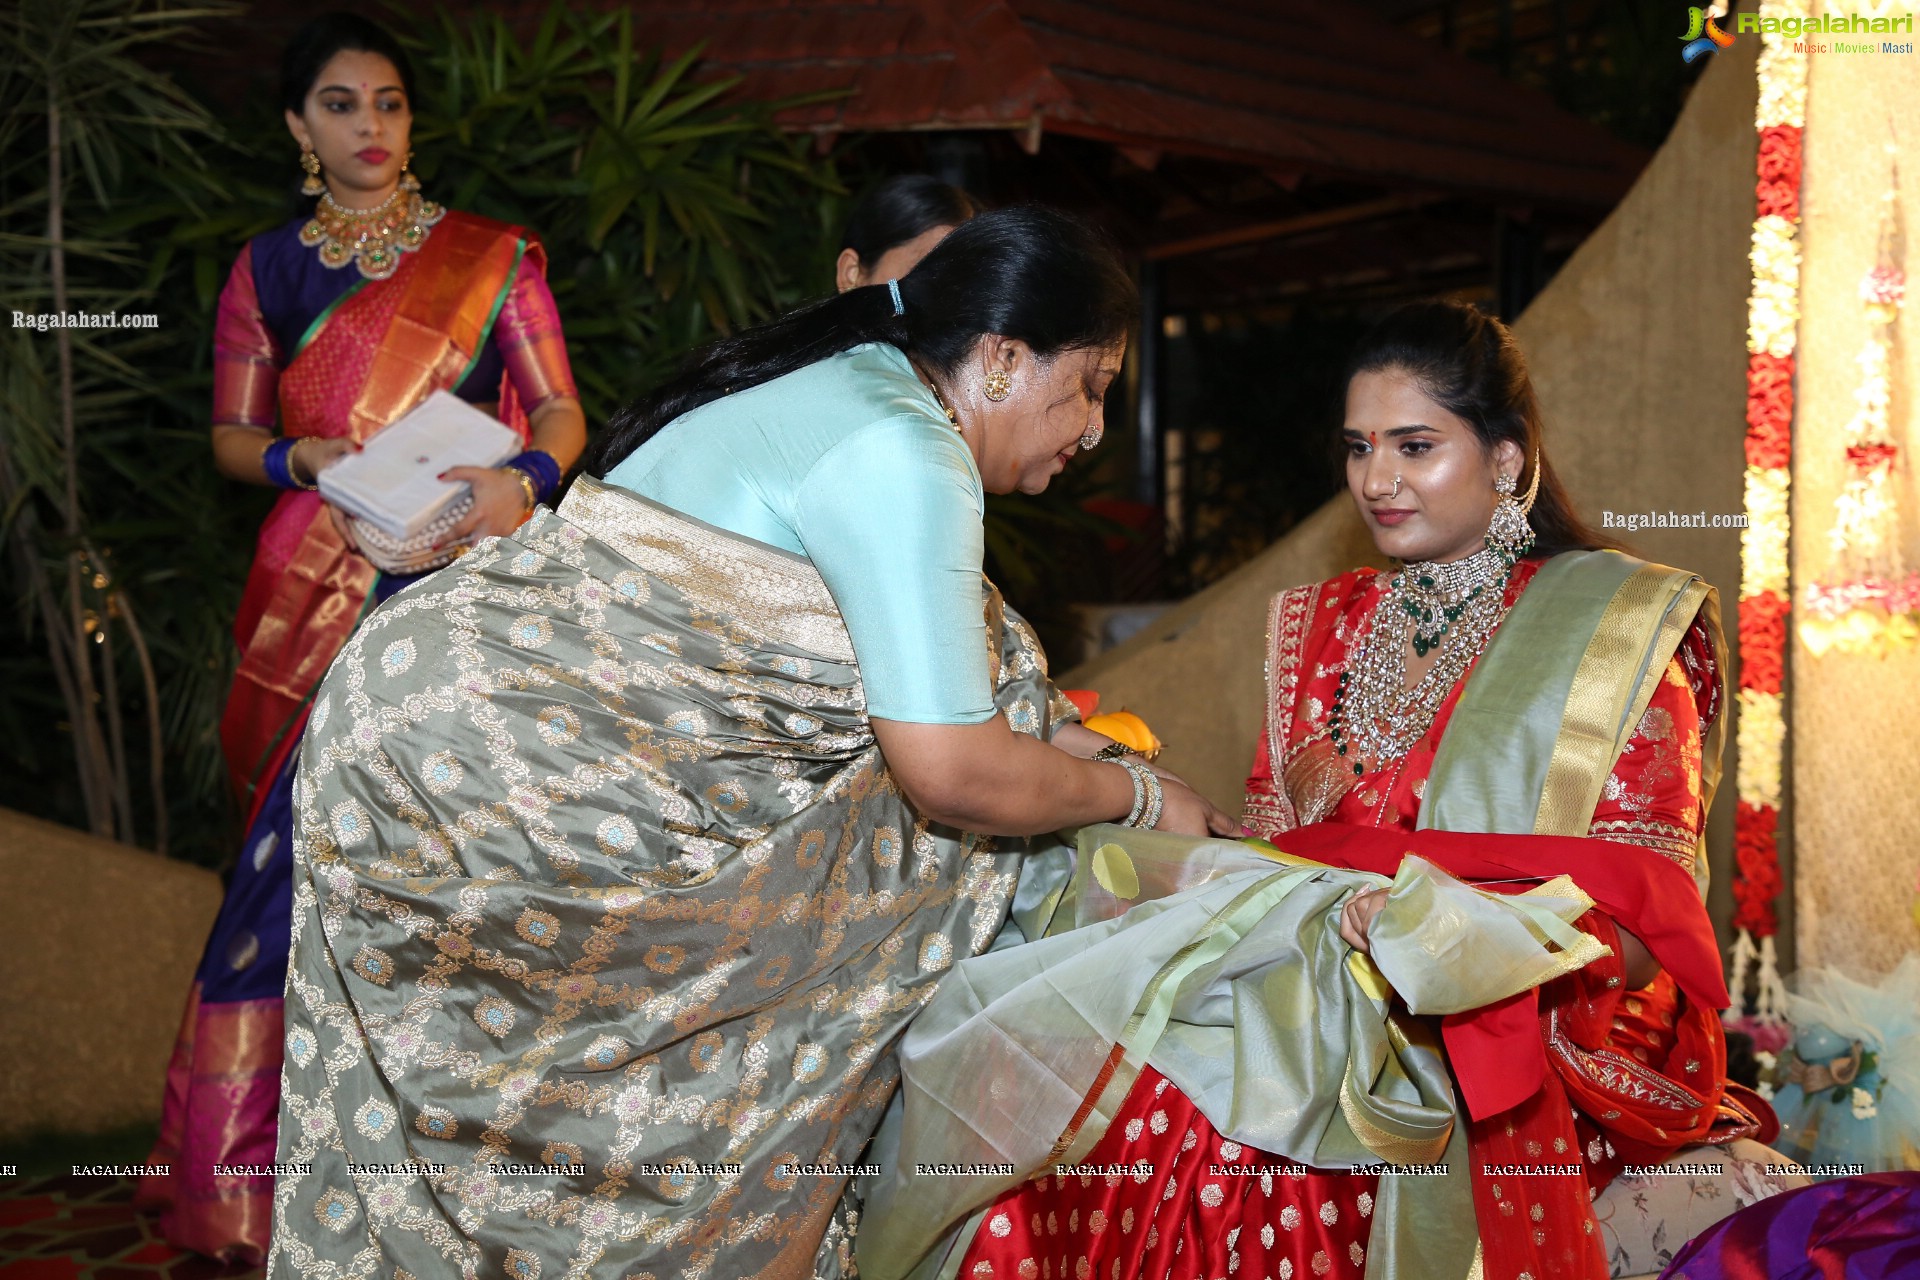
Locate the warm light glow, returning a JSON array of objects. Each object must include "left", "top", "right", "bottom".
[{"left": 1802, "top": 133, "right": 1908, "bottom": 654}]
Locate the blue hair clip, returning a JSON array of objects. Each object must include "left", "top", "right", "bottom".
[{"left": 887, "top": 278, "right": 904, "bottom": 317}]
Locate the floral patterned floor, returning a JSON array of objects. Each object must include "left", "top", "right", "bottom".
[{"left": 0, "top": 1178, "right": 260, "bottom": 1280}]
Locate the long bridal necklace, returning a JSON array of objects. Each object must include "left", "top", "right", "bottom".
[
  {"left": 1326, "top": 544, "right": 1518, "bottom": 774},
  {"left": 300, "top": 188, "right": 444, "bottom": 280}
]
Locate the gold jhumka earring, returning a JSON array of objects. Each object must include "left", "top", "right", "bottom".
[
  {"left": 299, "top": 145, "right": 326, "bottom": 197},
  {"left": 398, "top": 150, "right": 421, "bottom": 193}
]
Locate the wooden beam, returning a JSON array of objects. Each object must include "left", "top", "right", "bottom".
[{"left": 1144, "top": 193, "right": 1446, "bottom": 263}]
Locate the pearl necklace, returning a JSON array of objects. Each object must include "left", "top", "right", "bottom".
[
  {"left": 1327, "top": 551, "right": 1517, "bottom": 774},
  {"left": 300, "top": 188, "right": 444, "bottom": 280}
]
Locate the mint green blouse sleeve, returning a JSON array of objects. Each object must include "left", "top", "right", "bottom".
[{"left": 794, "top": 417, "right": 995, "bottom": 724}]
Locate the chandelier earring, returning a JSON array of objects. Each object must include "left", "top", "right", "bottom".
[
  {"left": 299, "top": 145, "right": 326, "bottom": 197},
  {"left": 398, "top": 150, "right": 421, "bottom": 193},
  {"left": 983, "top": 369, "right": 1013, "bottom": 401},
  {"left": 1485, "top": 448, "right": 1539, "bottom": 562}
]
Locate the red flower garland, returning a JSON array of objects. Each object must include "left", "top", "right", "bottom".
[
  {"left": 1734, "top": 802, "right": 1784, "bottom": 935},
  {"left": 1738, "top": 592, "right": 1787, "bottom": 694},
  {"left": 1733, "top": 114, "right": 1801, "bottom": 947},
  {"left": 1756, "top": 125, "right": 1803, "bottom": 222},
  {"left": 1845, "top": 442, "right": 1899, "bottom": 474},
  {"left": 1745, "top": 353, "right": 1794, "bottom": 469}
]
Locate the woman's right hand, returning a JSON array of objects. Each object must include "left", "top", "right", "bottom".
[{"left": 1153, "top": 775, "right": 1240, "bottom": 838}]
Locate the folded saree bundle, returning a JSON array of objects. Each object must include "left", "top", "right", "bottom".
[{"left": 854, "top": 826, "right": 1626, "bottom": 1280}]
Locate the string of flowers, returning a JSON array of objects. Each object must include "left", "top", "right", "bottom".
[
  {"left": 1801, "top": 146, "right": 1912, "bottom": 655},
  {"left": 1729, "top": 0, "right": 1810, "bottom": 1028}
]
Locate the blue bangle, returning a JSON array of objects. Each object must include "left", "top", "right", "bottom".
[
  {"left": 506, "top": 449, "right": 562, "bottom": 503},
  {"left": 263, "top": 437, "right": 305, "bottom": 490}
]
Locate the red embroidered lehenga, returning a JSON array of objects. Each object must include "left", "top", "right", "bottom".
[{"left": 947, "top": 557, "right": 1761, "bottom": 1280}]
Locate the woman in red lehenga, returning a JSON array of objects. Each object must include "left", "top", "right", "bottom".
[{"left": 857, "top": 302, "right": 1786, "bottom": 1280}]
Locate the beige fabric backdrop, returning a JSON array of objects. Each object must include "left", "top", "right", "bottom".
[
  {"left": 0, "top": 808, "right": 222, "bottom": 1141},
  {"left": 1789, "top": 16, "right": 1920, "bottom": 974},
  {"left": 1064, "top": 42, "right": 1763, "bottom": 949}
]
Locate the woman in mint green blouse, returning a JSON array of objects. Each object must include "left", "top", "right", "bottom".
[{"left": 268, "top": 206, "right": 1234, "bottom": 1280}]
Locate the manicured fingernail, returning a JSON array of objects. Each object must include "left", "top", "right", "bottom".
[{"left": 436, "top": 471, "right": 448, "bottom": 479}]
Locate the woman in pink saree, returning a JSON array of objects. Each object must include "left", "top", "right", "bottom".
[{"left": 136, "top": 14, "right": 582, "bottom": 1263}]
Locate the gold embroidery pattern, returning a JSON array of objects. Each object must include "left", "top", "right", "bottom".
[
  {"left": 1253, "top": 584, "right": 1318, "bottom": 833},
  {"left": 1587, "top": 818, "right": 1699, "bottom": 871}
]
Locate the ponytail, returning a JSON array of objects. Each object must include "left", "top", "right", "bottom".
[
  {"left": 584, "top": 286, "right": 906, "bottom": 472},
  {"left": 586, "top": 206, "right": 1138, "bottom": 476}
]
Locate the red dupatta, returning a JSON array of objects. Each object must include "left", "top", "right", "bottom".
[{"left": 219, "top": 212, "right": 535, "bottom": 824}]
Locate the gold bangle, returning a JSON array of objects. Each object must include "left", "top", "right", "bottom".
[
  {"left": 286, "top": 437, "right": 319, "bottom": 490},
  {"left": 508, "top": 466, "right": 537, "bottom": 514}
]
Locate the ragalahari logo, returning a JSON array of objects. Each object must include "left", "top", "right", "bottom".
[{"left": 1680, "top": 6, "right": 1737, "bottom": 62}]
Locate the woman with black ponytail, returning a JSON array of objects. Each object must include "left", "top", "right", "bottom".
[
  {"left": 831, "top": 173, "right": 980, "bottom": 293},
  {"left": 267, "top": 206, "right": 1234, "bottom": 1279}
]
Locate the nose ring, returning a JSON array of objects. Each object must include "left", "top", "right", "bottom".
[{"left": 1390, "top": 474, "right": 1402, "bottom": 499}]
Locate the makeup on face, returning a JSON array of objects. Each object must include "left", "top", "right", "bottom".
[
  {"left": 294, "top": 55, "right": 413, "bottom": 209},
  {"left": 1343, "top": 369, "right": 1507, "bottom": 563}
]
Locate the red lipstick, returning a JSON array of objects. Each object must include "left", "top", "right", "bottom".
[{"left": 356, "top": 147, "right": 390, "bottom": 165}]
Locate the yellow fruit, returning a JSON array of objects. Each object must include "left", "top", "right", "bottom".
[{"left": 1083, "top": 710, "right": 1162, "bottom": 758}]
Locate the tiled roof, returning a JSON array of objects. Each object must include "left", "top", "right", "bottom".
[{"left": 622, "top": 0, "right": 1646, "bottom": 207}]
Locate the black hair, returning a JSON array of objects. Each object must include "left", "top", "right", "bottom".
[
  {"left": 1343, "top": 300, "right": 1616, "bottom": 558},
  {"left": 840, "top": 175, "right": 982, "bottom": 267},
  {"left": 281, "top": 12, "right": 419, "bottom": 116},
  {"left": 587, "top": 206, "right": 1137, "bottom": 474}
]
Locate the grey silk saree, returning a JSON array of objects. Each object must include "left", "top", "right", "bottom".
[{"left": 266, "top": 476, "right": 1072, "bottom": 1280}]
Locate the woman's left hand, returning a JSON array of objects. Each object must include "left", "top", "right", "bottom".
[
  {"left": 440, "top": 465, "right": 534, "bottom": 547},
  {"left": 1338, "top": 887, "right": 1391, "bottom": 954}
]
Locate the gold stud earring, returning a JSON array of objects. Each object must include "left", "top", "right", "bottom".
[
  {"left": 299, "top": 145, "right": 325, "bottom": 197},
  {"left": 983, "top": 370, "right": 1012, "bottom": 401}
]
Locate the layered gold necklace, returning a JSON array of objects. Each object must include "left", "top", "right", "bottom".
[
  {"left": 300, "top": 188, "right": 444, "bottom": 280},
  {"left": 1326, "top": 546, "right": 1518, "bottom": 773}
]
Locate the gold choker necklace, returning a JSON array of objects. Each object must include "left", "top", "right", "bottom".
[{"left": 300, "top": 189, "right": 445, "bottom": 280}]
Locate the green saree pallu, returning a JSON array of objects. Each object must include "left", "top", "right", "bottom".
[{"left": 266, "top": 477, "right": 1072, "bottom": 1280}]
